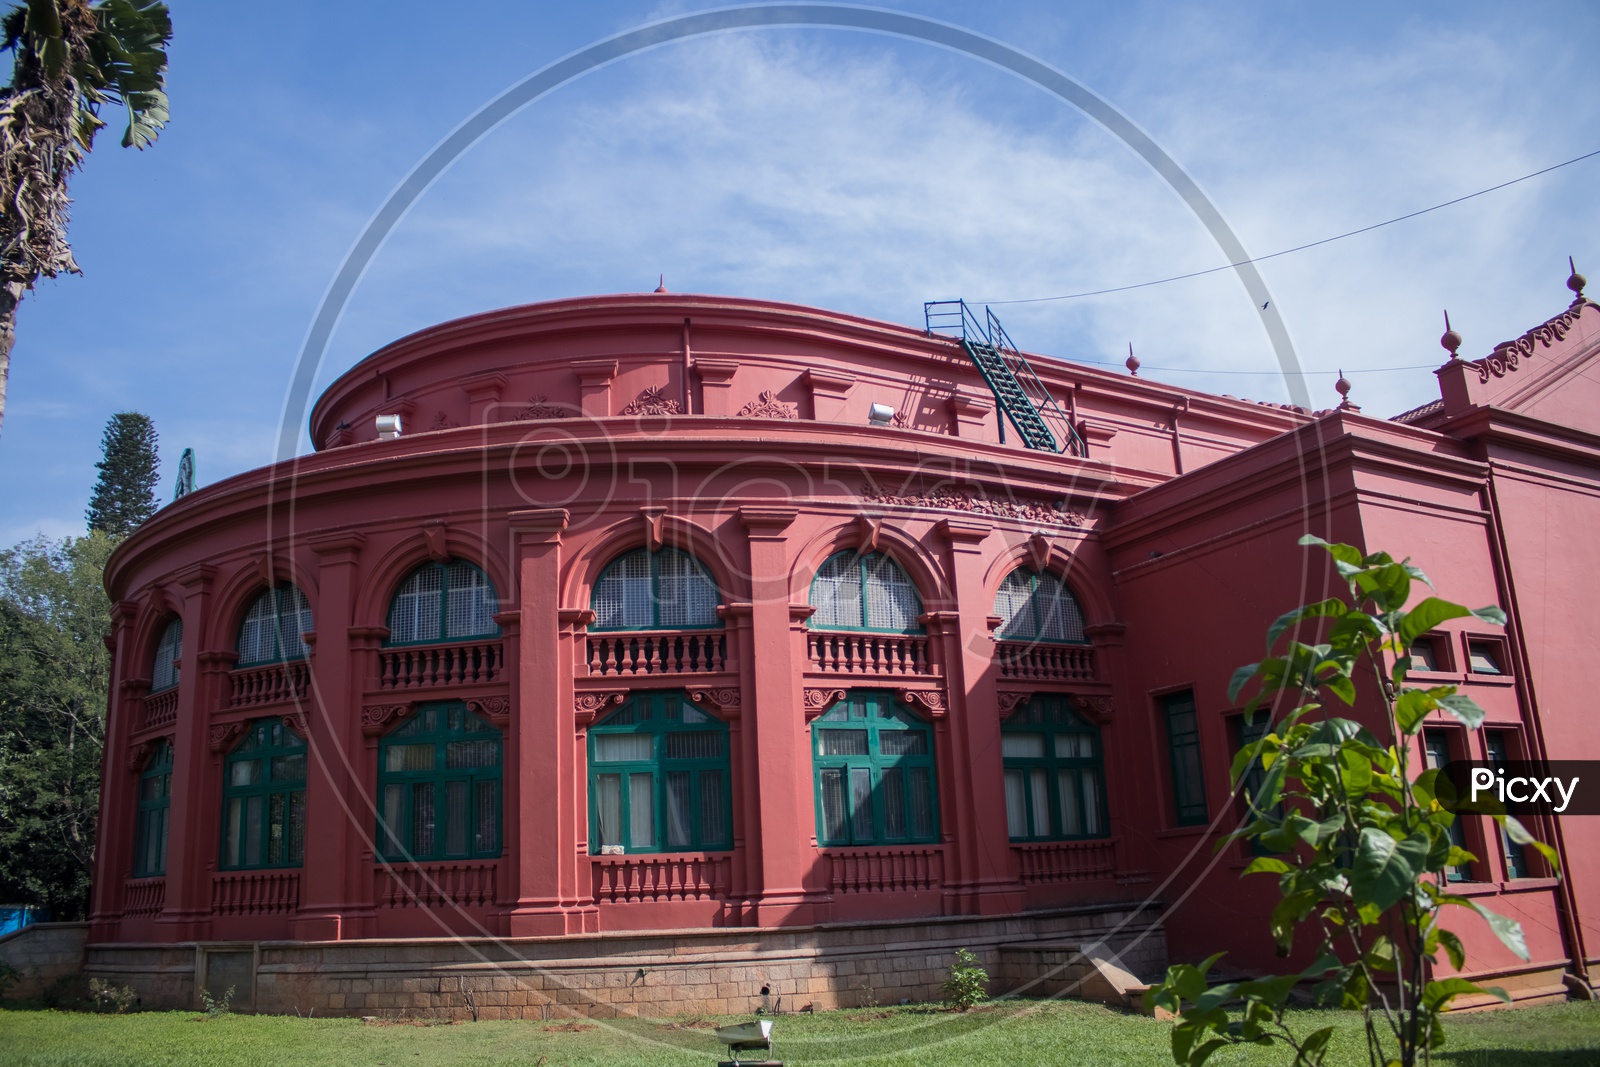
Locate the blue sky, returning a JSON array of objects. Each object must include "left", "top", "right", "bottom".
[{"left": 2, "top": 0, "right": 1597, "bottom": 544}]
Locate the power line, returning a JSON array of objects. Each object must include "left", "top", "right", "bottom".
[{"left": 979, "top": 147, "right": 1600, "bottom": 306}]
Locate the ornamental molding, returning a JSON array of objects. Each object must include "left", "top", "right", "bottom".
[
  {"left": 431, "top": 410, "right": 462, "bottom": 430},
  {"left": 737, "top": 390, "right": 797, "bottom": 419},
  {"left": 621, "top": 386, "right": 681, "bottom": 416},
  {"left": 127, "top": 740, "right": 154, "bottom": 772},
  {"left": 861, "top": 485, "right": 1086, "bottom": 528},
  {"left": 361, "top": 703, "right": 411, "bottom": 736},
  {"left": 514, "top": 395, "right": 570, "bottom": 420},
  {"left": 574, "top": 691, "right": 627, "bottom": 725},
  {"left": 996, "top": 691, "right": 1031, "bottom": 718},
  {"left": 688, "top": 686, "right": 741, "bottom": 718},
  {"left": 281, "top": 708, "right": 310, "bottom": 739},
  {"left": 802, "top": 687, "right": 847, "bottom": 720},
  {"left": 1075, "top": 695, "right": 1115, "bottom": 723},
  {"left": 897, "top": 689, "right": 948, "bottom": 718},
  {"left": 466, "top": 695, "right": 511, "bottom": 725},
  {"left": 208, "top": 722, "right": 244, "bottom": 753},
  {"left": 1469, "top": 300, "right": 1597, "bottom": 382}
]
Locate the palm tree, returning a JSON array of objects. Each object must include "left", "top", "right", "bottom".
[{"left": 0, "top": 0, "right": 170, "bottom": 437}]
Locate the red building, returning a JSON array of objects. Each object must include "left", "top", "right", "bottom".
[{"left": 82, "top": 281, "right": 1600, "bottom": 1015}]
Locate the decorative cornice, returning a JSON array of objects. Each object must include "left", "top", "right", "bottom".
[
  {"left": 466, "top": 695, "right": 511, "bottom": 725},
  {"left": 574, "top": 691, "right": 627, "bottom": 725},
  {"left": 897, "top": 689, "right": 948, "bottom": 718},
  {"left": 862, "top": 485, "right": 1087, "bottom": 528},
  {"left": 208, "top": 722, "right": 244, "bottom": 753},
  {"left": 1074, "top": 694, "right": 1115, "bottom": 723},
  {"left": 802, "top": 687, "right": 847, "bottom": 720},
  {"left": 936, "top": 516, "right": 992, "bottom": 547},
  {"left": 514, "top": 394, "right": 571, "bottom": 420},
  {"left": 361, "top": 703, "right": 410, "bottom": 736},
  {"left": 1468, "top": 300, "right": 1597, "bottom": 382},
  {"left": 126, "top": 739, "right": 154, "bottom": 772},
  {"left": 621, "top": 386, "right": 681, "bottom": 416},
  {"left": 558, "top": 608, "right": 596, "bottom": 629},
  {"left": 737, "top": 390, "right": 798, "bottom": 419},
  {"left": 281, "top": 708, "right": 310, "bottom": 739},
  {"left": 996, "top": 691, "right": 1030, "bottom": 718},
  {"left": 507, "top": 509, "right": 569, "bottom": 537},
  {"left": 688, "top": 686, "right": 741, "bottom": 718},
  {"left": 739, "top": 506, "right": 798, "bottom": 535}
]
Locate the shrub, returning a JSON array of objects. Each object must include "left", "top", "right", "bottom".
[
  {"left": 199, "top": 984, "right": 235, "bottom": 1018},
  {"left": 942, "top": 948, "right": 989, "bottom": 1011}
]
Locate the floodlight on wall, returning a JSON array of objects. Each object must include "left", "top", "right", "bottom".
[
  {"left": 867, "top": 403, "right": 895, "bottom": 426},
  {"left": 376, "top": 414, "right": 402, "bottom": 440}
]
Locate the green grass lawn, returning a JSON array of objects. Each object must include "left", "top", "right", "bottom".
[{"left": 1, "top": 999, "right": 1597, "bottom": 1066}]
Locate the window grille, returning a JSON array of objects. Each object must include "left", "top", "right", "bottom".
[
  {"left": 221, "top": 719, "right": 307, "bottom": 869},
  {"left": 811, "top": 691, "right": 938, "bottom": 846},
  {"left": 588, "top": 692, "right": 732, "bottom": 853},
  {"left": 376, "top": 702, "right": 502, "bottom": 861},
  {"left": 385, "top": 560, "right": 499, "bottom": 645},
  {"left": 809, "top": 552, "right": 923, "bottom": 633},
  {"left": 1001, "top": 694, "right": 1107, "bottom": 841},
  {"left": 134, "top": 740, "right": 173, "bottom": 877},
  {"left": 994, "top": 569, "right": 1087, "bottom": 643},
  {"left": 237, "top": 585, "right": 314, "bottom": 666},
  {"left": 150, "top": 618, "right": 183, "bottom": 693},
  {"left": 591, "top": 548, "right": 721, "bottom": 630},
  {"left": 1162, "top": 690, "right": 1208, "bottom": 826}
]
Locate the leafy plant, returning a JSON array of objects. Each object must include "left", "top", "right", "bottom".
[
  {"left": 1146, "top": 537, "right": 1559, "bottom": 1067},
  {"left": 942, "top": 948, "right": 990, "bottom": 1011},
  {"left": 87, "top": 977, "right": 134, "bottom": 1013},
  {"left": 198, "top": 984, "right": 234, "bottom": 1018}
]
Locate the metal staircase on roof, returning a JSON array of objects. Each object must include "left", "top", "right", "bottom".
[{"left": 923, "top": 300, "right": 1087, "bottom": 457}]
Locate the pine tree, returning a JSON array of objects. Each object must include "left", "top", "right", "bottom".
[{"left": 85, "top": 412, "right": 158, "bottom": 537}]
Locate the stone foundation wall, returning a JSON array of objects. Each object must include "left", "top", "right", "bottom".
[
  {"left": 85, "top": 903, "right": 1167, "bottom": 1019},
  {"left": 0, "top": 923, "right": 89, "bottom": 1001}
]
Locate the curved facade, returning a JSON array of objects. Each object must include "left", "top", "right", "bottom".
[{"left": 90, "top": 290, "right": 1600, "bottom": 1010}]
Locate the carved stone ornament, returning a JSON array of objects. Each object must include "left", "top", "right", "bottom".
[
  {"left": 898, "top": 689, "right": 948, "bottom": 717},
  {"left": 688, "top": 687, "right": 741, "bottom": 717},
  {"left": 208, "top": 722, "right": 244, "bottom": 753},
  {"left": 1470, "top": 300, "right": 1595, "bottom": 382},
  {"left": 466, "top": 695, "right": 512, "bottom": 724},
  {"left": 515, "top": 395, "right": 569, "bottom": 420},
  {"left": 854, "top": 514, "right": 883, "bottom": 553},
  {"left": 361, "top": 703, "right": 410, "bottom": 735},
  {"left": 422, "top": 523, "right": 449, "bottom": 563},
  {"left": 281, "top": 708, "right": 310, "bottom": 738},
  {"left": 996, "top": 691, "right": 1031, "bottom": 718},
  {"left": 127, "top": 740, "right": 154, "bottom": 772},
  {"left": 1027, "top": 532, "right": 1053, "bottom": 573},
  {"left": 1074, "top": 695, "right": 1115, "bottom": 723},
  {"left": 431, "top": 410, "right": 462, "bottom": 430},
  {"left": 861, "top": 485, "right": 1087, "bottom": 528},
  {"left": 620, "top": 386, "right": 681, "bottom": 416},
  {"left": 737, "top": 390, "right": 797, "bottom": 419},
  {"left": 802, "top": 687, "right": 847, "bottom": 719},
  {"left": 574, "top": 691, "right": 627, "bottom": 725}
]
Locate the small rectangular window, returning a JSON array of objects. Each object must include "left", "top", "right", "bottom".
[
  {"left": 1409, "top": 639, "right": 1438, "bottom": 672},
  {"left": 1467, "top": 642, "right": 1503, "bottom": 675},
  {"left": 1163, "top": 691, "right": 1208, "bottom": 826},
  {"left": 1423, "top": 729, "right": 1470, "bottom": 882}
]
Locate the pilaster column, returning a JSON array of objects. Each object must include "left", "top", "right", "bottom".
[
  {"left": 738, "top": 506, "right": 813, "bottom": 925},
  {"left": 291, "top": 533, "right": 365, "bottom": 940},
  {"left": 935, "top": 518, "right": 1020, "bottom": 915},
  {"left": 89, "top": 601, "right": 139, "bottom": 939},
  {"left": 573, "top": 361, "right": 617, "bottom": 418},
  {"left": 157, "top": 565, "right": 217, "bottom": 940}
]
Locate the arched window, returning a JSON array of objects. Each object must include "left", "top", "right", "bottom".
[
  {"left": 588, "top": 692, "right": 732, "bottom": 854},
  {"left": 1002, "top": 695, "right": 1106, "bottom": 840},
  {"left": 221, "top": 719, "right": 307, "bottom": 869},
  {"left": 134, "top": 740, "right": 173, "bottom": 878},
  {"left": 592, "top": 547, "right": 720, "bottom": 630},
  {"left": 811, "top": 690, "right": 938, "bottom": 846},
  {"left": 150, "top": 618, "right": 182, "bottom": 693},
  {"left": 386, "top": 560, "right": 499, "bottom": 645},
  {"left": 377, "top": 702, "right": 501, "bottom": 861},
  {"left": 810, "top": 551, "right": 922, "bottom": 633},
  {"left": 237, "top": 584, "right": 313, "bottom": 666},
  {"left": 994, "top": 569, "right": 1087, "bottom": 643}
]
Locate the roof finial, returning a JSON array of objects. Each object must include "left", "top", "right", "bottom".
[
  {"left": 1568, "top": 256, "right": 1587, "bottom": 304},
  {"left": 1440, "top": 310, "right": 1462, "bottom": 360},
  {"left": 1335, "top": 369, "right": 1359, "bottom": 412},
  {"left": 1125, "top": 342, "right": 1140, "bottom": 377},
  {"left": 654, "top": 274, "right": 668, "bottom": 294}
]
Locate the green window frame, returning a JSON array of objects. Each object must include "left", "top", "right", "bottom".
[
  {"left": 385, "top": 559, "right": 500, "bottom": 645},
  {"left": 811, "top": 690, "right": 938, "bottom": 846},
  {"left": 1423, "top": 729, "right": 1472, "bottom": 882},
  {"left": 1163, "top": 690, "right": 1209, "bottom": 826},
  {"left": 1484, "top": 732, "right": 1529, "bottom": 879},
  {"left": 221, "top": 719, "right": 307, "bottom": 870},
  {"left": 588, "top": 692, "right": 732, "bottom": 854},
  {"left": 994, "top": 569, "right": 1088, "bottom": 644},
  {"left": 591, "top": 547, "right": 722, "bottom": 631},
  {"left": 150, "top": 618, "right": 182, "bottom": 693},
  {"left": 809, "top": 551, "right": 923, "bottom": 634},
  {"left": 134, "top": 739, "right": 173, "bottom": 878},
  {"left": 1001, "top": 694, "right": 1107, "bottom": 841},
  {"left": 377, "top": 701, "right": 502, "bottom": 862},
  {"left": 236, "top": 584, "right": 313, "bottom": 666}
]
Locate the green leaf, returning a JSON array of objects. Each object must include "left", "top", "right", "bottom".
[
  {"left": 1242, "top": 856, "right": 1292, "bottom": 876},
  {"left": 1339, "top": 747, "right": 1373, "bottom": 797},
  {"left": 1397, "top": 597, "right": 1471, "bottom": 647},
  {"left": 1267, "top": 597, "right": 1348, "bottom": 648},
  {"left": 1395, "top": 688, "right": 1437, "bottom": 734},
  {"left": 1440, "top": 896, "right": 1531, "bottom": 961},
  {"left": 1471, "top": 605, "right": 1507, "bottom": 626},
  {"left": 1228, "top": 662, "right": 1262, "bottom": 703},
  {"left": 1501, "top": 815, "right": 1561, "bottom": 868},
  {"left": 1423, "top": 977, "right": 1504, "bottom": 1013},
  {"left": 1436, "top": 692, "right": 1488, "bottom": 730},
  {"left": 1436, "top": 928, "right": 1467, "bottom": 970},
  {"left": 1351, "top": 828, "right": 1430, "bottom": 911},
  {"left": 1294, "top": 1026, "right": 1335, "bottom": 1067}
]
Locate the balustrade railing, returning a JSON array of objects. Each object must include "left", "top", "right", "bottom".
[
  {"left": 591, "top": 854, "right": 731, "bottom": 903},
  {"left": 377, "top": 640, "right": 503, "bottom": 690},
  {"left": 122, "top": 878, "right": 165, "bottom": 916},
  {"left": 825, "top": 847, "right": 943, "bottom": 893},
  {"left": 995, "top": 641, "right": 1095, "bottom": 683},
  {"left": 212, "top": 870, "right": 301, "bottom": 915},
  {"left": 228, "top": 661, "right": 311, "bottom": 708},
  {"left": 1014, "top": 839, "right": 1117, "bottom": 884},
  {"left": 585, "top": 630, "right": 728, "bottom": 676},
  {"left": 376, "top": 861, "right": 498, "bottom": 909},
  {"left": 138, "top": 688, "right": 179, "bottom": 730},
  {"left": 807, "top": 631, "right": 934, "bottom": 676}
]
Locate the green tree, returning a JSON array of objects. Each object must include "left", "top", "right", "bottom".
[
  {"left": 0, "top": 529, "right": 112, "bottom": 919},
  {"left": 0, "top": 0, "right": 171, "bottom": 436},
  {"left": 1147, "top": 537, "right": 1558, "bottom": 1067},
  {"left": 85, "top": 409, "right": 157, "bottom": 536}
]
